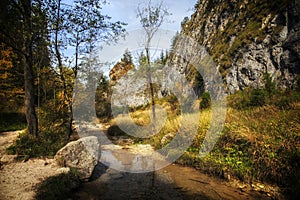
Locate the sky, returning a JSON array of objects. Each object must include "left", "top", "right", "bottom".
[
  {"left": 98, "top": 1, "right": 197, "bottom": 71},
  {"left": 102, "top": 0, "right": 197, "bottom": 31}
]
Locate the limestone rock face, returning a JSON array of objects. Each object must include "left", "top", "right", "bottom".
[
  {"left": 172, "top": 0, "right": 300, "bottom": 93},
  {"left": 55, "top": 136, "right": 100, "bottom": 181}
]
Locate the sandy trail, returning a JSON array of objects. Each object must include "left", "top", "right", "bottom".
[{"left": 0, "top": 131, "right": 62, "bottom": 200}]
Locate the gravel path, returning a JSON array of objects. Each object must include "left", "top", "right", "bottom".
[{"left": 0, "top": 131, "right": 63, "bottom": 200}]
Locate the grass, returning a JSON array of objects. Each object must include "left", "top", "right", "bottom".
[
  {"left": 6, "top": 128, "right": 68, "bottom": 158},
  {"left": 0, "top": 112, "right": 26, "bottom": 132},
  {"left": 178, "top": 91, "right": 300, "bottom": 199}
]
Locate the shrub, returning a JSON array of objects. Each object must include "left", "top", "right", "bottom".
[
  {"left": 296, "top": 75, "right": 300, "bottom": 92},
  {"left": 249, "top": 89, "right": 266, "bottom": 106},
  {"left": 263, "top": 73, "right": 276, "bottom": 99},
  {"left": 200, "top": 92, "right": 211, "bottom": 109}
]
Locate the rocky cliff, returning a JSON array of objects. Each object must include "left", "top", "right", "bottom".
[{"left": 173, "top": 0, "right": 300, "bottom": 93}]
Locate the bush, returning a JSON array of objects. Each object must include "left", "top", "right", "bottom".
[
  {"left": 263, "top": 73, "right": 276, "bottom": 98},
  {"left": 249, "top": 89, "right": 266, "bottom": 106},
  {"left": 295, "top": 75, "right": 300, "bottom": 92},
  {"left": 200, "top": 92, "right": 211, "bottom": 109}
]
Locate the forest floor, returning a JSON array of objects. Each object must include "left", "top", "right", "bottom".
[{"left": 0, "top": 129, "right": 270, "bottom": 200}]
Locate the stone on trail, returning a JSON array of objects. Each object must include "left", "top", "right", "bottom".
[{"left": 54, "top": 136, "right": 100, "bottom": 181}]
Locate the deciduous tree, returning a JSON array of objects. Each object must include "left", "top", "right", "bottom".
[{"left": 137, "top": 0, "right": 170, "bottom": 125}]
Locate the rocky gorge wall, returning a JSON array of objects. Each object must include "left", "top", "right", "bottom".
[{"left": 173, "top": 0, "right": 300, "bottom": 93}]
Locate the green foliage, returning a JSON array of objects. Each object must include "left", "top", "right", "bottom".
[
  {"left": 7, "top": 128, "right": 68, "bottom": 158},
  {"left": 154, "top": 50, "right": 169, "bottom": 65},
  {"left": 0, "top": 112, "right": 26, "bottom": 132},
  {"left": 181, "top": 16, "right": 189, "bottom": 28},
  {"left": 137, "top": 51, "right": 148, "bottom": 72},
  {"left": 117, "top": 85, "right": 299, "bottom": 198},
  {"left": 35, "top": 169, "right": 80, "bottom": 200},
  {"left": 249, "top": 89, "right": 267, "bottom": 107},
  {"left": 229, "top": 88, "right": 300, "bottom": 110},
  {"left": 200, "top": 92, "right": 211, "bottom": 109},
  {"left": 121, "top": 49, "right": 133, "bottom": 65},
  {"left": 227, "top": 73, "right": 299, "bottom": 109},
  {"left": 295, "top": 75, "right": 300, "bottom": 92},
  {"left": 95, "top": 74, "right": 111, "bottom": 121}
]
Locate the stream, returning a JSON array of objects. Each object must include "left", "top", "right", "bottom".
[{"left": 72, "top": 141, "right": 268, "bottom": 200}]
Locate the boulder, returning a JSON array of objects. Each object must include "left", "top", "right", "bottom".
[{"left": 55, "top": 136, "right": 100, "bottom": 181}]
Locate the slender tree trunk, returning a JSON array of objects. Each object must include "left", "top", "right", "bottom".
[
  {"left": 145, "top": 47, "right": 156, "bottom": 126},
  {"left": 54, "top": 0, "right": 73, "bottom": 137}
]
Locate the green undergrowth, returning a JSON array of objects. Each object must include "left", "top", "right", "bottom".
[
  {"left": 6, "top": 100, "right": 70, "bottom": 158},
  {"left": 6, "top": 128, "right": 68, "bottom": 158},
  {"left": 176, "top": 90, "right": 300, "bottom": 199}
]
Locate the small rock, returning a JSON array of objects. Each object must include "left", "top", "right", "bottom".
[
  {"left": 0, "top": 155, "right": 18, "bottom": 164},
  {"left": 56, "top": 167, "right": 70, "bottom": 174}
]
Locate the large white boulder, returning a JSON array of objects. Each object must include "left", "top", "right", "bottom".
[{"left": 55, "top": 136, "right": 99, "bottom": 181}]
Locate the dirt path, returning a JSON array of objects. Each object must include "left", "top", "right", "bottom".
[
  {"left": 0, "top": 131, "right": 21, "bottom": 157},
  {"left": 0, "top": 131, "right": 63, "bottom": 200}
]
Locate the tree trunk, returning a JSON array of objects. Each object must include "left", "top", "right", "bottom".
[
  {"left": 145, "top": 47, "right": 156, "bottom": 127},
  {"left": 54, "top": 0, "right": 73, "bottom": 138},
  {"left": 23, "top": 0, "right": 38, "bottom": 137},
  {"left": 23, "top": 55, "right": 38, "bottom": 136}
]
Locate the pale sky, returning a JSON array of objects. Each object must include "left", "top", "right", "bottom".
[
  {"left": 98, "top": 0, "right": 197, "bottom": 69},
  {"left": 102, "top": 0, "right": 197, "bottom": 31}
]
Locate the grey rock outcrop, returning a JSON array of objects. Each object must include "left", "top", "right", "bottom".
[
  {"left": 55, "top": 136, "right": 100, "bottom": 181},
  {"left": 111, "top": 69, "right": 164, "bottom": 107},
  {"left": 171, "top": 0, "right": 300, "bottom": 93}
]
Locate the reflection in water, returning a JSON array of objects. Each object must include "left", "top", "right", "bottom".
[{"left": 100, "top": 144, "right": 170, "bottom": 173}]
